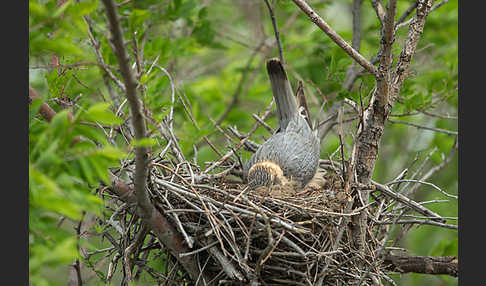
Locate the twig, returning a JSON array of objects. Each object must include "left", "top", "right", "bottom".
[
  {"left": 395, "top": 1, "right": 418, "bottom": 26},
  {"left": 375, "top": 220, "right": 457, "bottom": 230},
  {"left": 264, "top": 0, "right": 285, "bottom": 65},
  {"left": 388, "top": 119, "right": 458, "bottom": 135},
  {"left": 387, "top": 179, "right": 457, "bottom": 199},
  {"left": 372, "top": 181, "right": 445, "bottom": 222},
  {"left": 291, "top": 0, "right": 378, "bottom": 76},
  {"left": 343, "top": 0, "right": 364, "bottom": 90},
  {"left": 371, "top": 0, "right": 386, "bottom": 25}
]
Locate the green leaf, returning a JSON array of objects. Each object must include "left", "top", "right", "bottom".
[
  {"left": 129, "top": 9, "right": 151, "bottom": 31},
  {"left": 50, "top": 109, "right": 72, "bottom": 138},
  {"left": 70, "top": 0, "right": 98, "bottom": 16},
  {"left": 78, "top": 156, "right": 96, "bottom": 185},
  {"left": 84, "top": 103, "right": 124, "bottom": 125},
  {"left": 131, "top": 138, "right": 157, "bottom": 147},
  {"left": 198, "top": 7, "right": 208, "bottom": 19},
  {"left": 95, "top": 145, "right": 127, "bottom": 160},
  {"left": 29, "top": 97, "right": 44, "bottom": 125},
  {"left": 29, "top": 1, "right": 48, "bottom": 17},
  {"left": 73, "top": 124, "right": 109, "bottom": 146},
  {"left": 192, "top": 20, "right": 215, "bottom": 46},
  {"left": 53, "top": 0, "right": 73, "bottom": 18}
]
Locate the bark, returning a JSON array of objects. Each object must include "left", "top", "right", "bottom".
[
  {"left": 351, "top": 0, "right": 434, "bottom": 251},
  {"left": 383, "top": 254, "right": 458, "bottom": 277},
  {"left": 110, "top": 175, "right": 210, "bottom": 284},
  {"left": 100, "top": 0, "right": 209, "bottom": 283}
]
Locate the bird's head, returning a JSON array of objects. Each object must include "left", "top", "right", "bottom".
[{"left": 247, "top": 160, "right": 289, "bottom": 190}]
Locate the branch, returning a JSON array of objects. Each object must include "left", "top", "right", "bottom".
[
  {"left": 375, "top": 0, "right": 397, "bottom": 108},
  {"left": 372, "top": 181, "right": 446, "bottom": 222},
  {"left": 388, "top": 119, "right": 458, "bottom": 136},
  {"left": 264, "top": 0, "right": 285, "bottom": 65},
  {"left": 371, "top": 0, "right": 386, "bottom": 25},
  {"left": 291, "top": 0, "right": 378, "bottom": 76},
  {"left": 395, "top": 1, "right": 418, "bottom": 26},
  {"left": 109, "top": 174, "right": 209, "bottom": 284},
  {"left": 100, "top": 0, "right": 208, "bottom": 284},
  {"left": 101, "top": 0, "right": 150, "bottom": 222},
  {"left": 343, "top": 0, "right": 364, "bottom": 90},
  {"left": 392, "top": 0, "right": 434, "bottom": 97},
  {"left": 383, "top": 254, "right": 458, "bottom": 277}
]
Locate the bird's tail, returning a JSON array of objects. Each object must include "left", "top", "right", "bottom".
[{"left": 266, "top": 58, "right": 299, "bottom": 131}]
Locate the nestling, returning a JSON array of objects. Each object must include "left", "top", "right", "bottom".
[{"left": 244, "top": 58, "right": 320, "bottom": 190}]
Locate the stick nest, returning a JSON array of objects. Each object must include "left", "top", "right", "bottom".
[{"left": 146, "top": 162, "right": 384, "bottom": 285}]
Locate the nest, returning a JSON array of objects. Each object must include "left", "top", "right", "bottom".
[{"left": 142, "top": 162, "right": 386, "bottom": 285}]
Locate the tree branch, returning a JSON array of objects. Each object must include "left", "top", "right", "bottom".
[
  {"left": 291, "top": 0, "right": 378, "bottom": 76},
  {"left": 109, "top": 174, "right": 209, "bottom": 284},
  {"left": 343, "top": 0, "right": 364, "bottom": 90},
  {"left": 264, "top": 0, "right": 285, "bottom": 65},
  {"left": 371, "top": 0, "right": 386, "bottom": 25},
  {"left": 100, "top": 0, "right": 208, "bottom": 283},
  {"left": 350, "top": 0, "right": 398, "bottom": 252},
  {"left": 101, "top": 0, "right": 151, "bottom": 216},
  {"left": 392, "top": 0, "right": 434, "bottom": 96},
  {"left": 383, "top": 254, "right": 458, "bottom": 277}
]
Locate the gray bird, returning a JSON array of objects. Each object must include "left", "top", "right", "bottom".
[{"left": 244, "top": 58, "right": 320, "bottom": 190}]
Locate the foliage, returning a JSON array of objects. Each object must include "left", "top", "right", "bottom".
[{"left": 29, "top": 0, "right": 457, "bottom": 285}]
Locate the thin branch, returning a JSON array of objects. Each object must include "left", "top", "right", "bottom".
[
  {"left": 101, "top": 0, "right": 207, "bottom": 284},
  {"left": 343, "top": 0, "right": 364, "bottom": 90},
  {"left": 383, "top": 254, "right": 458, "bottom": 277},
  {"left": 395, "top": 0, "right": 450, "bottom": 30},
  {"left": 291, "top": 0, "right": 378, "bottom": 76},
  {"left": 264, "top": 0, "right": 286, "bottom": 65},
  {"left": 371, "top": 0, "right": 386, "bottom": 25},
  {"left": 388, "top": 119, "right": 458, "bottom": 135},
  {"left": 389, "top": 179, "right": 457, "bottom": 199},
  {"left": 372, "top": 181, "right": 445, "bottom": 222},
  {"left": 101, "top": 0, "right": 151, "bottom": 218},
  {"left": 395, "top": 1, "right": 418, "bottom": 26},
  {"left": 376, "top": 220, "right": 457, "bottom": 230}
]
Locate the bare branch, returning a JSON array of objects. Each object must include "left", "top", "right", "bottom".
[
  {"left": 372, "top": 181, "right": 445, "bottom": 222},
  {"left": 388, "top": 119, "right": 458, "bottom": 136},
  {"left": 101, "top": 0, "right": 208, "bottom": 284},
  {"left": 395, "top": 1, "right": 418, "bottom": 26},
  {"left": 101, "top": 0, "right": 151, "bottom": 218},
  {"left": 264, "top": 0, "right": 285, "bottom": 65},
  {"left": 392, "top": 0, "right": 434, "bottom": 95},
  {"left": 291, "top": 0, "right": 378, "bottom": 76},
  {"left": 343, "top": 0, "right": 364, "bottom": 90},
  {"left": 383, "top": 254, "right": 458, "bottom": 277},
  {"left": 371, "top": 0, "right": 386, "bottom": 25},
  {"left": 376, "top": 219, "right": 457, "bottom": 230}
]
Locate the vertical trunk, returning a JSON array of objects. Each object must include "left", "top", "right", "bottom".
[{"left": 350, "top": 0, "right": 434, "bottom": 251}]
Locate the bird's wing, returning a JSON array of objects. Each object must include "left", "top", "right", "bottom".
[{"left": 296, "top": 80, "right": 313, "bottom": 130}]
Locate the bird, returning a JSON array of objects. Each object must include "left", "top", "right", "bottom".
[{"left": 243, "top": 58, "right": 320, "bottom": 190}]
